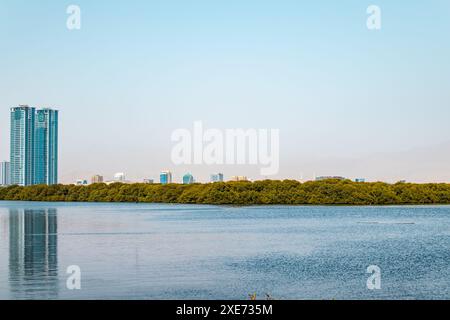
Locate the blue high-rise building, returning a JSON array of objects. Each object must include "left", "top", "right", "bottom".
[
  {"left": 10, "top": 106, "right": 35, "bottom": 186},
  {"left": 10, "top": 106, "right": 58, "bottom": 186},
  {"left": 34, "top": 109, "right": 58, "bottom": 185}
]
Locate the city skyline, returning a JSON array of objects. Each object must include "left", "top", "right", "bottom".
[
  {"left": 2, "top": 105, "right": 450, "bottom": 185},
  {"left": 1, "top": 1, "right": 450, "bottom": 183}
]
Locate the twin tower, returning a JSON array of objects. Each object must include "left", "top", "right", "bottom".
[{"left": 10, "top": 105, "right": 58, "bottom": 186}]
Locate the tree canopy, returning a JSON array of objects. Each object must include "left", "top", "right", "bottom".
[{"left": 1, "top": 179, "right": 450, "bottom": 206}]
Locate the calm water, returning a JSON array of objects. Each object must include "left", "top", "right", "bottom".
[{"left": 0, "top": 201, "right": 449, "bottom": 300}]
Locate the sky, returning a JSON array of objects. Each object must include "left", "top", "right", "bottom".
[{"left": 0, "top": 0, "right": 449, "bottom": 183}]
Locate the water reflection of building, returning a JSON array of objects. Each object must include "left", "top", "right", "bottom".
[{"left": 9, "top": 208, "right": 58, "bottom": 299}]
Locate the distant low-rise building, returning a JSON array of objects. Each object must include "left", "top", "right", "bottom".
[
  {"left": 91, "top": 175, "right": 104, "bottom": 184},
  {"left": 160, "top": 171, "right": 173, "bottom": 184},
  {"left": 230, "top": 176, "right": 248, "bottom": 182},
  {"left": 114, "top": 172, "right": 126, "bottom": 182},
  {"left": 355, "top": 178, "right": 366, "bottom": 183},
  {"left": 143, "top": 179, "right": 154, "bottom": 184},
  {"left": 210, "top": 173, "right": 224, "bottom": 183},
  {"left": 75, "top": 179, "right": 88, "bottom": 186},
  {"left": 183, "top": 173, "right": 194, "bottom": 185},
  {"left": 103, "top": 172, "right": 131, "bottom": 184},
  {"left": 0, "top": 161, "right": 10, "bottom": 186}
]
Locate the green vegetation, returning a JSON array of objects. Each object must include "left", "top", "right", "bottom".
[{"left": 1, "top": 179, "right": 450, "bottom": 205}]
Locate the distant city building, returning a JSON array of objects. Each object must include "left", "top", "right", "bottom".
[
  {"left": 183, "top": 173, "right": 194, "bottom": 185},
  {"left": 315, "top": 176, "right": 346, "bottom": 181},
  {"left": 104, "top": 173, "right": 131, "bottom": 184},
  {"left": 397, "top": 180, "right": 407, "bottom": 183},
  {"left": 75, "top": 179, "right": 88, "bottom": 186},
  {"left": 143, "top": 179, "right": 154, "bottom": 184},
  {"left": 34, "top": 109, "right": 58, "bottom": 185},
  {"left": 114, "top": 172, "right": 126, "bottom": 182},
  {"left": 91, "top": 175, "right": 104, "bottom": 184},
  {"left": 210, "top": 173, "right": 224, "bottom": 183},
  {"left": 230, "top": 176, "right": 248, "bottom": 182},
  {"left": 160, "top": 171, "right": 173, "bottom": 184},
  {"left": 10, "top": 105, "right": 58, "bottom": 186},
  {"left": 355, "top": 178, "right": 366, "bottom": 183},
  {"left": 0, "top": 161, "right": 10, "bottom": 186},
  {"left": 10, "top": 106, "right": 35, "bottom": 186}
]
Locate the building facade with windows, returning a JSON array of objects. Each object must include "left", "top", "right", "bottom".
[
  {"left": 34, "top": 109, "right": 58, "bottom": 185},
  {"left": 10, "top": 106, "right": 58, "bottom": 186},
  {"left": 10, "top": 106, "right": 35, "bottom": 186}
]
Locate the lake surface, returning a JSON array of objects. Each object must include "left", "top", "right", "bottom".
[{"left": 0, "top": 201, "right": 449, "bottom": 300}]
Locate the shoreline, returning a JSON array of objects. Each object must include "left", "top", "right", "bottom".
[{"left": 2, "top": 200, "right": 450, "bottom": 207}]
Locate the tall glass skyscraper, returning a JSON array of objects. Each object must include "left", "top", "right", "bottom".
[
  {"left": 10, "top": 106, "right": 58, "bottom": 186},
  {"left": 34, "top": 109, "right": 58, "bottom": 185},
  {"left": 10, "top": 106, "right": 35, "bottom": 186}
]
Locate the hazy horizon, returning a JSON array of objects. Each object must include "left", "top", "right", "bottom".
[{"left": 1, "top": 1, "right": 449, "bottom": 184}]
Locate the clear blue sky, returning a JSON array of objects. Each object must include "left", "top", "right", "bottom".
[{"left": 1, "top": 0, "right": 450, "bottom": 183}]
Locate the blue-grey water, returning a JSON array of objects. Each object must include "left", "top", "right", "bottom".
[{"left": 0, "top": 201, "right": 449, "bottom": 300}]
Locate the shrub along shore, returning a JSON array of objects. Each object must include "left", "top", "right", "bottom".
[{"left": 1, "top": 179, "right": 450, "bottom": 206}]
